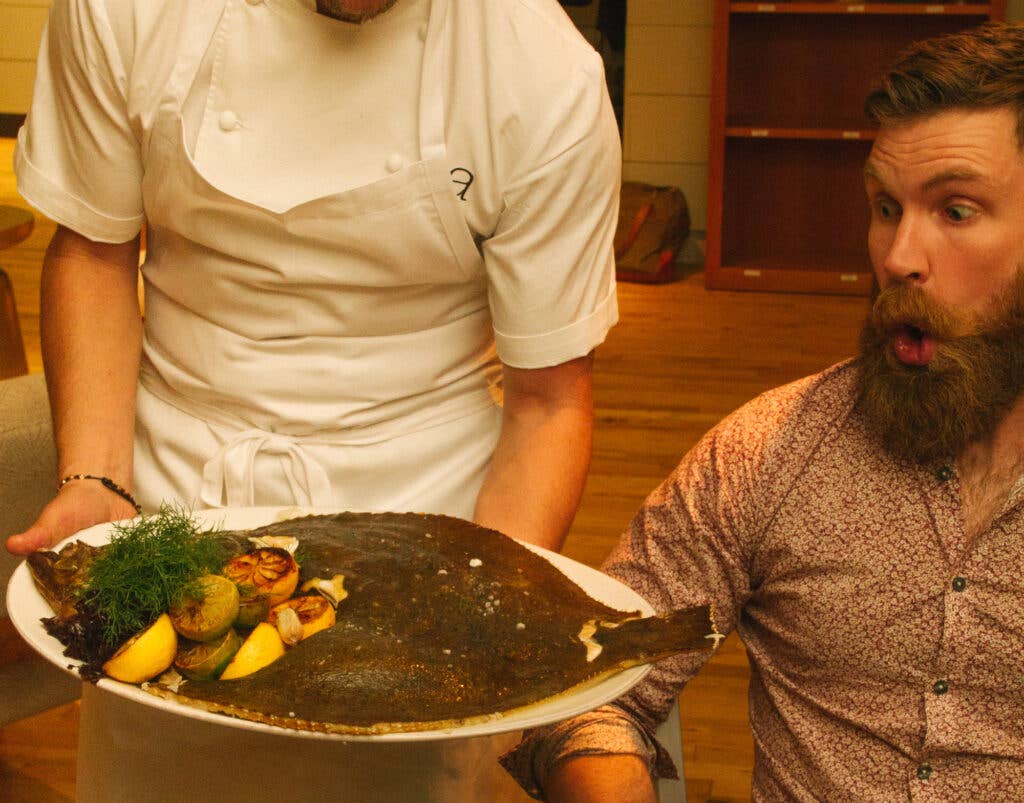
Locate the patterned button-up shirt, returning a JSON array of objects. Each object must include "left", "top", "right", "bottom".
[{"left": 504, "top": 360, "right": 1024, "bottom": 800}]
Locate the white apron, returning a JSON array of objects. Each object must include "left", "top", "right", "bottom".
[
  {"left": 134, "top": 0, "right": 503, "bottom": 517},
  {"left": 78, "top": 1, "right": 528, "bottom": 799}
]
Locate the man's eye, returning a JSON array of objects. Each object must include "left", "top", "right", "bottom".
[
  {"left": 876, "top": 199, "right": 899, "bottom": 220},
  {"left": 944, "top": 204, "right": 977, "bottom": 222}
]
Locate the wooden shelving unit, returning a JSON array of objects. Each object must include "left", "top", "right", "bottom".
[{"left": 705, "top": 1, "right": 1007, "bottom": 296}]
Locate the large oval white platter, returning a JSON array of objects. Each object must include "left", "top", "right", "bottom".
[{"left": 6, "top": 507, "right": 653, "bottom": 742}]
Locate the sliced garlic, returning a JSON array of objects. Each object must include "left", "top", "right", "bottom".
[
  {"left": 248, "top": 535, "right": 300, "bottom": 554},
  {"left": 300, "top": 574, "right": 348, "bottom": 606},
  {"left": 276, "top": 607, "right": 304, "bottom": 646}
]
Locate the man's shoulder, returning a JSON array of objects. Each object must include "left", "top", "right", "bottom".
[
  {"left": 751, "top": 359, "right": 859, "bottom": 419},
  {"left": 713, "top": 359, "right": 861, "bottom": 455},
  {"left": 450, "top": 0, "right": 603, "bottom": 76},
  {"left": 78, "top": 0, "right": 213, "bottom": 68}
]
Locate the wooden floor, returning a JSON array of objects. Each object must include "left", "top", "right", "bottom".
[{"left": 0, "top": 137, "right": 871, "bottom": 801}]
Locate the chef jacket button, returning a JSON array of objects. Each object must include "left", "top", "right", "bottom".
[
  {"left": 219, "top": 110, "right": 239, "bottom": 131},
  {"left": 952, "top": 576, "right": 967, "bottom": 592},
  {"left": 916, "top": 764, "right": 933, "bottom": 781},
  {"left": 933, "top": 679, "right": 949, "bottom": 695},
  {"left": 386, "top": 153, "right": 405, "bottom": 173}
]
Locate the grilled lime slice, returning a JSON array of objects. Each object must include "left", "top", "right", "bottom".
[
  {"left": 234, "top": 586, "right": 272, "bottom": 630},
  {"left": 174, "top": 628, "right": 243, "bottom": 680},
  {"left": 169, "top": 574, "right": 240, "bottom": 642}
]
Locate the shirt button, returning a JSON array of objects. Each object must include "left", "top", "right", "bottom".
[
  {"left": 936, "top": 465, "right": 954, "bottom": 482},
  {"left": 933, "top": 679, "right": 949, "bottom": 695},
  {"left": 386, "top": 153, "right": 405, "bottom": 173},
  {"left": 218, "top": 110, "right": 239, "bottom": 131},
  {"left": 952, "top": 576, "right": 967, "bottom": 592},
  {"left": 917, "top": 764, "right": 933, "bottom": 781}
]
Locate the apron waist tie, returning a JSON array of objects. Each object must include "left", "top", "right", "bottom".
[{"left": 200, "top": 428, "right": 334, "bottom": 508}]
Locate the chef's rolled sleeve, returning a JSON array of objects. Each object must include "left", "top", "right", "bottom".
[
  {"left": 484, "top": 53, "right": 621, "bottom": 370},
  {"left": 15, "top": 0, "right": 145, "bottom": 243}
]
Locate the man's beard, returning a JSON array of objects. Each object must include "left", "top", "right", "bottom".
[
  {"left": 856, "top": 268, "right": 1024, "bottom": 464},
  {"left": 315, "top": 0, "right": 398, "bottom": 23}
]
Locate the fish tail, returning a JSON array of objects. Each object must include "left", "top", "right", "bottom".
[{"left": 595, "top": 605, "right": 717, "bottom": 665}]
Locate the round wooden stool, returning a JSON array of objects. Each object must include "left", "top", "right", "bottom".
[{"left": 0, "top": 205, "right": 33, "bottom": 250}]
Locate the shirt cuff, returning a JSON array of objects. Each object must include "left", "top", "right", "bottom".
[
  {"left": 493, "top": 283, "right": 619, "bottom": 369},
  {"left": 499, "top": 704, "right": 675, "bottom": 799},
  {"left": 14, "top": 131, "right": 144, "bottom": 244}
]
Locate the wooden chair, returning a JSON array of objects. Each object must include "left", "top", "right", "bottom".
[
  {"left": 0, "top": 205, "right": 34, "bottom": 379},
  {"left": 0, "top": 266, "right": 28, "bottom": 379},
  {"left": 0, "top": 206, "right": 81, "bottom": 724}
]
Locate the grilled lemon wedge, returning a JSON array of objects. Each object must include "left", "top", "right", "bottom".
[{"left": 102, "top": 613, "right": 178, "bottom": 683}]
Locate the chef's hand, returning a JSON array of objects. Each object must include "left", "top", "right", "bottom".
[
  {"left": 5, "top": 482, "right": 138, "bottom": 555},
  {"left": 543, "top": 755, "right": 657, "bottom": 803}
]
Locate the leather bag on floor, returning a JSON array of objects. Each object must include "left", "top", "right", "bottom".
[{"left": 613, "top": 182, "right": 691, "bottom": 284}]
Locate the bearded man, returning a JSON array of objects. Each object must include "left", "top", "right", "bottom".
[{"left": 503, "top": 22, "right": 1024, "bottom": 802}]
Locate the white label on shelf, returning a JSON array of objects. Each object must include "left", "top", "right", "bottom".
[
  {"left": 846, "top": 4, "right": 865, "bottom": 12},
  {"left": 750, "top": 128, "right": 769, "bottom": 137},
  {"left": 743, "top": 269, "right": 762, "bottom": 278},
  {"left": 924, "top": 5, "right": 945, "bottom": 13},
  {"left": 839, "top": 274, "right": 859, "bottom": 283},
  {"left": 841, "top": 131, "right": 861, "bottom": 140},
  {"left": 755, "top": 4, "right": 776, "bottom": 11}
]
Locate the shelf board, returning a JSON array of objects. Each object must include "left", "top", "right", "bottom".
[
  {"left": 731, "top": 3, "right": 995, "bottom": 14},
  {"left": 708, "top": 255, "right": 874, "bottom": 296},
  {"left": 726, "top": 126, "right": 877, "bottom": 141}
]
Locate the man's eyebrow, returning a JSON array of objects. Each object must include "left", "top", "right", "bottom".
[
  {"left": 863, "top": 162, "right": 883, "bottom": 184},
  {"left": 862, "top": 163, "right": 988, "bottom": 190},
  {"left": 921, "top": 167, "right": 987, "bottom": 191}
]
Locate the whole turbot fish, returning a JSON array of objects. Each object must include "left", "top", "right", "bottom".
[{"left": 30, "top": 512, "right": 717, "bottom": 735}]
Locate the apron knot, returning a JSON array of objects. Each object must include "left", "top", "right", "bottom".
[{"left": 200, "top": 428, "right": 334, "bottom": 508}]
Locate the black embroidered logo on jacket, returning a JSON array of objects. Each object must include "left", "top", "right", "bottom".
[{"left": 451, "top": 168, "right": 474, "bottom": 200}]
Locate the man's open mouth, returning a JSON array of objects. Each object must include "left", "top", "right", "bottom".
[{"left": 890, "top": 323, "right": 936, "bottom": 367}]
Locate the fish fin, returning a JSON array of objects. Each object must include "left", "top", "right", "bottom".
[{"left": 594, "top": 605, "right": 717, "bottom": 666}]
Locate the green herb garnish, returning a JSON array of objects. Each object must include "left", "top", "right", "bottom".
[{"left": 81, "top": 506, "right": 228, "bottom": 647}]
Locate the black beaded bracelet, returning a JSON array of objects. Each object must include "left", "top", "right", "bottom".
[{"left": 58, "top": 474, "right": 142, "bottom": 514}]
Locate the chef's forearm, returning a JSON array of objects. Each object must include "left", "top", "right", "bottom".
[
  {"left": 41, "top": 226, "right": 142, "bottom": 489},
  {"left": 473, "top": 354, "right": 594, "bottom": 551}
]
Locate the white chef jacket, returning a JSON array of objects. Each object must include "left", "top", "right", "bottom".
[{"left": 16, "top": 0, "right": 620, "bottom": 515}]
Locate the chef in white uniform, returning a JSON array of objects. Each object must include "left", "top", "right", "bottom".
[{"left": 7, "top": 0, "right": 620, "bottom": 799}]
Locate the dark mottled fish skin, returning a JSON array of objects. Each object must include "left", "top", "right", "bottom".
[
  {"left": 152, "top": 512, "right": 714, "bottom": 733},
  {"left": 26, "top": 541, "right": 103, "bottom": 621}
]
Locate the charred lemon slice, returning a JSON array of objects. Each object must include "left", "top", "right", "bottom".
[
  {"left": 219, "top": 622, "right": 285, "bottom": 680},
  {"left": 268, "top": 595, "right": 336, "bottom": 641},
  {"left": 103, "top": 613, "right": 178, "bottom": 683},
  {"left": 174, "top": 628, "right": 243, "bottom": 681},
  {"left": 222, "top": 548, "right": 299, "bottom": 608},
  {"left": 169, "top": 574, "right": 240, "bottom": 642}
]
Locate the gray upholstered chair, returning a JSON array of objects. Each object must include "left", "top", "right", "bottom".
[{"left": 0, "top": 374, "right": 81, "bottom": 725}]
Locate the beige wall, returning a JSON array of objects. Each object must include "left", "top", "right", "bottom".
[
  {"left": 0, "top": 0, "right": 49, "bottom": 115},
  {"left": 622, "top": 0, "right": 712, "bottom": 232},
  {"left": 3, "top": 0, "right": 1023, "bottom": 232}
]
